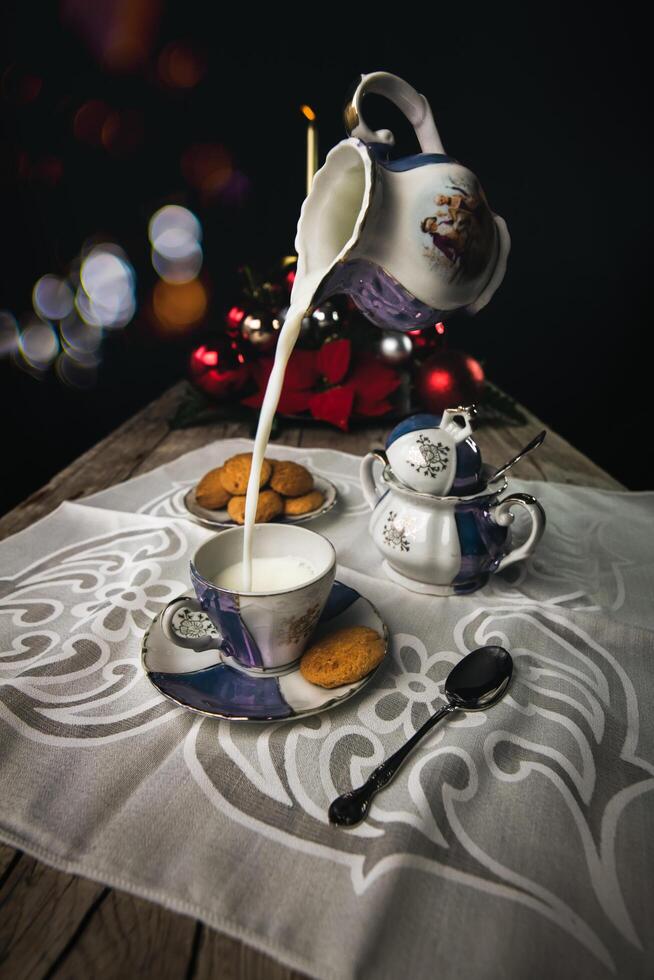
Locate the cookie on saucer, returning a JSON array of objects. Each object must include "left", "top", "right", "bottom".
[
  {"left": 300, "top": 626, "right": 385, "bottom": 688},
  {"left": 195, "top": 467, "right": 231, "bottom": 510},
  {"left": 220, "top": 453, "right": 273, "bottom": 495},
  {"left": 270, "top": 460, "right": 314, "bottom": 497},
  {"left": 227, "top": 489, "right": 283, "bottom": 525},
  {"left": 283, "top": 490, "right": 324, "bottom": 516}
]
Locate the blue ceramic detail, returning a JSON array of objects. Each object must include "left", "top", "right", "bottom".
[
  {"left": 373, "top": 488, "right": 390, "bottom": 511},
  {"left": 386, "top": 413, "right": 482, "bottom": 494},
  {"left": 453, "top": 497, "right": 507, "bottom": 589},
  {"left": 366, "top": 145, "right": 456, "bottom": 170},
  {"left": 320, "top": 581, "right": 359, "bottom": 622},
  {"left": 314, "top": 258, "right": 441, "bottom": 332},
  {"left": 190, "top": 564, "right": 263, "bottom": 668},
  {"left": 150, "top": 665, "right": 292, "bottom": 720},
  {"left": 386, "top": 414, "right": 441, "bottom": 446}
]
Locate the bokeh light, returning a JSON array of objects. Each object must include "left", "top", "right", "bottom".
[
  {"left": 157, "top": 42, "right": 206, "bottom": 89},
  {"left": 0, "top": 311, "right": 20, "bottom": 357},
  {"left": 59, "top": 315, "right": 103, "bottom": 364},
  {"left": 18, "top": 319, "right": 59, "bottom": 370},
  {"left": 149, "top": 205, "right": 201, "bottom": 258},
  {"left": 79, "top": 244, "right": 136, "bottom": 328},
  {"left": 181, "top": 144, "right": 232, "bottom": 196},
  {"left": 100, "top": 109, "right": 144, "bottom": 156},
  {"left": 152, "top": 279, "right": 207, "bottom": 331},
  {"left": 56, "top": 351, "right": 98, "bottom": 389},
  {"left": 151, "top": 243, "right": 203, "bottom": 283},
  {"left": 32, "top": 275, "right": 74, "bottom": 321},
  {"left": 1, "top": 65, "right": 42, "bottom": 104},
  {"left": 73, "top": 99, "right": 111, "bottom": 146},
  {"left": 149, "top": 204, "right": 203, "bottom": 284}
]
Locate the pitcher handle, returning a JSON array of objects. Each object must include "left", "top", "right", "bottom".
[
  {"left": 344, "top": 71, "right": 445, "bottom": 154},
  {"left": 360, "top": 452, "right": 386, "bottom": 511},
  {"left": 491, "top": 494, "right": 546, "bottom": 572}
]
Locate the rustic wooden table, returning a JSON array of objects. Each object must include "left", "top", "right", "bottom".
[{"left": 0, "top": 382, "right": 623, "bottom": 980}]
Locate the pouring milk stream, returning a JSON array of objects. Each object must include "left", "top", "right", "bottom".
[{"left": 240, "top": 71, "right": 510, "bottom": 590}]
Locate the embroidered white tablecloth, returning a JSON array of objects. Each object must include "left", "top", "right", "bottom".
[{"left": 1, "top": 439, "right": 653, "bottom": 979}]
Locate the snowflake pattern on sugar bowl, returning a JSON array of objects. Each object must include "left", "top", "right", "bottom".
[
  {"left": 382, "top": 511, "right": 411, "bottom": 552},
  {"left": 386, "top": 409, "right": 481, "bottom": 495}
]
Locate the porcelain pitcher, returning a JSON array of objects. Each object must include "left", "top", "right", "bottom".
[
  {"left": 293, "top": 71, "right": 511, "bottom": 331},
  {"left": 360, "top": 460, "right": 546, "bottom": 595}
]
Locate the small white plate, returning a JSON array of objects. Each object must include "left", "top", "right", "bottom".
[{"left": 183, "top": 473, "right": 338, "bottom": 530}]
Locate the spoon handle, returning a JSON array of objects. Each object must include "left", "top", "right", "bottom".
[
  {"left": 489, "top": 430, "right": 546, "bottom": 484},
  {"left": 329, "top": 703, "right": 456, "bottom": 826}
]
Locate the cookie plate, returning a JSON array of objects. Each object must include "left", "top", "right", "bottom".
[
  {"left": 141, "top": 581, "right": 388, "bottom": 722},
  {"left": 183, "top": 473, "right": 337, "bottom": 530}
]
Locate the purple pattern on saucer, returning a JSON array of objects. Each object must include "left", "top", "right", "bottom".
[
  {"left": 314, "top": 258, "right": 442, "bottom": 332},
  {"left": 149, "top": 665, "right": 292, "bottom": 720}
]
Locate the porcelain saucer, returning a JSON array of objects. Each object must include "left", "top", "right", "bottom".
[
  {"left": 141, "top": 581, "right": 388, "bottom": 722},
  {"left": 183, "top": 474, "right": 338, "bottom": 530}
]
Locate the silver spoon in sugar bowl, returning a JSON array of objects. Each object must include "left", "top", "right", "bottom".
[
  {"left": 328, "top": 645, "right": 513, "bottom": 827},
  {"left": 487, "top": 430, "right": 546, "bottom": 485}
]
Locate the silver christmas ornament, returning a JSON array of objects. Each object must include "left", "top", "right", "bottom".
[
  {"left": 241, "top": 311, "right": 278, "bottom": 352},
  {"left": 378, "top": 329, "right": 413, "bottom": 364}
]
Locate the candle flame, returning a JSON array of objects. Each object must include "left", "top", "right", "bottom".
[{"left": 300, "top": 104, "right": 316, "bottom": 122}]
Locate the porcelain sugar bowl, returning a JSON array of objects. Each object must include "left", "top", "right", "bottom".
[{"left": 361, "top": 413, "right": 546, "bottom": 595}]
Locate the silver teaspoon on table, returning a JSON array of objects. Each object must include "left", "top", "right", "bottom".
[{"left": 328, "top": 645, "right": 513, "bottom": 827}]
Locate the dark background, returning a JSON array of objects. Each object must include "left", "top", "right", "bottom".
[{"left": 1, "top": 4, "right": 651, "bottom": 516}]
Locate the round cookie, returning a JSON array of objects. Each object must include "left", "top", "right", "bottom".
[
  {"left": 270, "top": 460, "right": 313, "bottom": 497},
  {"left": 227, "top": 489, "right": 283, "bottom": 525},
  {"left": 220, "top": 454, "right": 272, "bottom": 495},
  {"left": 195, "top": 467, "right": 231, "bottom": 510},
  {"left": 283, "top": 490, "right": 324, "bottom": 516},
  {"left": 300, "top": 626, "right": 385, "bottom": 689}
]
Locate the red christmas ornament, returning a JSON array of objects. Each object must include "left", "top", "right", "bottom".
[
  {"left": 416, "top": 350, "right": 485, "bottom": 414},
  {"left": 189, "top": 338, "right": 250, "bottom": 401}
]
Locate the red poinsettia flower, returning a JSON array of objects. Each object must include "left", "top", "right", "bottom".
[{"left": 241, "top": 338, "right": 400, "bottom": 429}]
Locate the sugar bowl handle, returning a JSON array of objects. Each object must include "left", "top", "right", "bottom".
[
  {"left": 360, "top": 451, "right": 388, "bottom": 510},
  {"left": 491, "top": 493, "right": 546, "bottom": 571}
]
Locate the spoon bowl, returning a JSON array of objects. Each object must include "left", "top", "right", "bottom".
[{"left": 445, "top": 644, "right": 512, "bottom": 710}]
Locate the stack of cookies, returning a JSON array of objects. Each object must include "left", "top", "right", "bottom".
[{"left": 195, "top": 453, "right": 325, "bottom": 524}]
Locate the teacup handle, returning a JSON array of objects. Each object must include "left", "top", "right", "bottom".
[
  {"left": 491, "top": 494, "right": 546, "bottom": 571},
  {"left": 360, "top": 452, "right": 386, "bottom": 510},
  {"left": 440, "top": 407, "right": 475, "bottom": 444},
  {"left": 160, "top": 596, "right": 223, "bottom": 652},
  {"left": 344, "top": 71, "right": 445, "bottom": 154}
]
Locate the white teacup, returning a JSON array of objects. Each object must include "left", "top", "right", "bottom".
[
  {"left": 385, "top": 408, "right": 475, "bottom": 495},
  {"left": 160, "top": 525, "right": 336, "bottom": 674}
]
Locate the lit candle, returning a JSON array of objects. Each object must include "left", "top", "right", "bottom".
[{"left": 300, "top": 104, "right": 318, "bottom": 197}]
